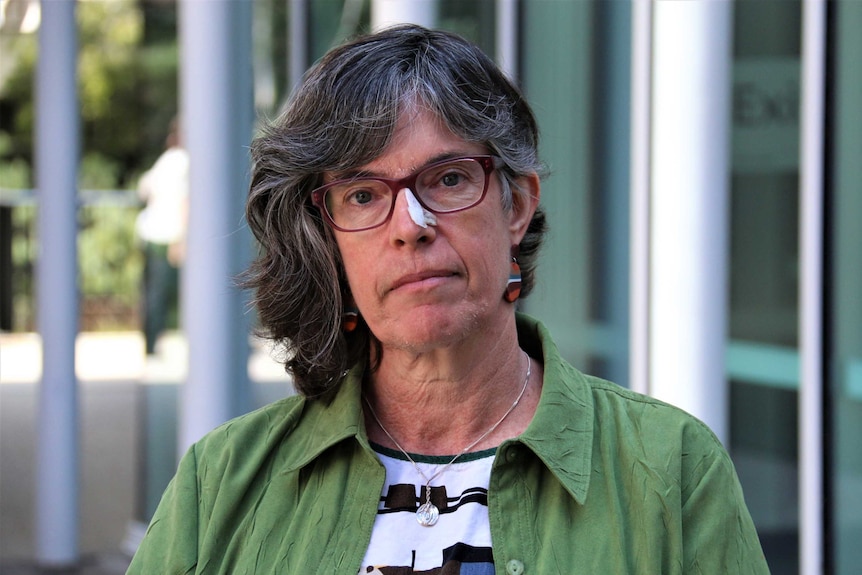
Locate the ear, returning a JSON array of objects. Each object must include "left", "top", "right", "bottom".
[{"left": 508, "top": 173, "right": 541, "bottom": 245}]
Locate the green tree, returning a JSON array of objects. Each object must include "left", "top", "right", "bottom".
[{"left": 0, "top": 0, "right": 179, "bottom": 331}]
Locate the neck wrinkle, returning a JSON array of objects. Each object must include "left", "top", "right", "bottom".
[{"left": 363, "top": 341, "right": 537, "bottom": 455}]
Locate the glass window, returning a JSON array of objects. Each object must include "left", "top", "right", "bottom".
[
  {"left": 520, "top": 1, "right": 631, "bottom": 387},
  {"left": 828, "top": 2, "right": 862, "bottom": 573},
  {"left": 728, "top": 1, "right": 802, "bottom": 571}
]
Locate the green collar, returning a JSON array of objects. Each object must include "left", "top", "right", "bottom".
[
  {"left": 515, "top": 313, "right": 593, "bottom": 504},
  {"left": 281, "top": 313, "right": 594, "bottom": 505}
]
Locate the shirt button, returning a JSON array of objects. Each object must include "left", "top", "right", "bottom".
[
  {"left": 506, "top": 559, "right": 525, "bottom": 575},
  {"left": 506, "top": 446, "right": 521, "bottom": 462}
]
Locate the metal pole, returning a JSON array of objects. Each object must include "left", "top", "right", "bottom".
[
  {"left": 35, "top": 0, "right": 79, "bottom": 566},
  {"left": 178, "top": 0, "right": 253, "bottom": 455},
  {"left": 648, "top": 1, "right": 733, "bottom": 444},
  {"left": 799, "top": 0, "right": 827, "bottom": 572}
]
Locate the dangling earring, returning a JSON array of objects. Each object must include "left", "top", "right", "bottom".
[
  {"left": 504, "top": 249, "right": 522, "bottom": 303},
  {"left": 343, "top": 294, "right": 359, "bottom": 332}
]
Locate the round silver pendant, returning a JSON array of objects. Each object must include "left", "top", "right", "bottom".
[{"left": 416, "top": 502, "right": 439, "bottom": 526}]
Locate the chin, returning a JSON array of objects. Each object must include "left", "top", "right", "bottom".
[{"left": 373, "top": 306, "right": 483, "bottom": 352}]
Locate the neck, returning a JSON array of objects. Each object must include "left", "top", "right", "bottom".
[{"left": 363, "top": 329, "right": 541, "bottom": 455}]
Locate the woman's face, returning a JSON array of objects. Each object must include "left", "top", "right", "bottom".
[{"left": 329, "top": 109, "right": 538, "bottom": 354}]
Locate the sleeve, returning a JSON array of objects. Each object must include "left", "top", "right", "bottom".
[
  {"left": 126, "top": 446, "right": 200, "bottom": 575},
  {"left": 680, "top": 433, "right": 772, "bottom": 574}
]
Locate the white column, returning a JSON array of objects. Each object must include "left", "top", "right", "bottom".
[
  {"left": 628, "top": 0, "right": 651, "bottom": 397},
  {"left": 371, "top": 0, "right": 436, "bottom": 30},
  {"left": 799, "top": 1, "right": 826, "bottom": 572},
  {"left": 178, "top": 0, "right": 254, "bottom": 455},
  {"left": 35, "top": 0, "right": 79, "bottom": 566},
  {"left": 648, "top": 1, "right": 733, "bottom": 444},
  {"left": 495, "top": 0, "right": 518, "bottom": 80}
]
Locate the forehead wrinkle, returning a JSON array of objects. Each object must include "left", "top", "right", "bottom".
[{"left": 328, "top": 148, "right": 483, "bottom": 184}]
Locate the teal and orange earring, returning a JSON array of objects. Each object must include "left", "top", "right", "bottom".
[
  {"left": 504, "top": 251, "right": 522, "bottom": 303},
  {"left": 342, "top": 294, "right": 359, "bottom": 332}
]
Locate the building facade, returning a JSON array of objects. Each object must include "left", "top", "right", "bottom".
[{"left": 13, "top": 1, "right": 860, "bottom": 573}]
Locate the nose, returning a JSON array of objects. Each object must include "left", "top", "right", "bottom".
[{"left": 388, "top": 188, "right": 436, "bottom": 247}]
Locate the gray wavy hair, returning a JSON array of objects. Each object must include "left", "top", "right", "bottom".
[{"left": 243, "top": 24, "right": 548, "bottom": 399}]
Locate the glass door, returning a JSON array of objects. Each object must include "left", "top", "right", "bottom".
[
  {"left": 520, "top": 1, "right": 632, "bottom": 387},
  {"left": 727, "top": 1, "right": 802, "bottom": 572},
  {"left": 828, "top": 2, "right": 862, "bottom": 573}
]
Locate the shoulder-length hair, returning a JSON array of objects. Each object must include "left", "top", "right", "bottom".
[{"left": 243, "top": 24, "right": 548, "bottom": 399}]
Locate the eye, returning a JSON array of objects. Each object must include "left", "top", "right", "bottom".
[
  {"left": 346, "top": 188, "right": 375, "bottom": 205},
  {"left": 424, "top": 165, "right": 472, "bottom": 190},
  {"left": 440, "top": 171, "right": 465, "bottom": 187}
]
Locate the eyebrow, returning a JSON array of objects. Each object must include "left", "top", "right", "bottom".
[{"left": 328, "top": 150, "right": 480, "bottom": 182}]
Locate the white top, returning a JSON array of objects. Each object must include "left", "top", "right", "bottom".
[
  {"left": 359, "top": 445, "right": 496, "bottom": 574},
  {"left": 135, "top": 146, "right": 189, "bottom": 245}
]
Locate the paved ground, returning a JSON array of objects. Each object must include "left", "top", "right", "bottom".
[
  {"left": 0, "top": 552, "right": 131, "bottom": 575},
  {"left": 0, "top": 330, "right": 290, "bottom": 385},
  {"left": 0, "top": 330, "right": 292, "bottom": 571}
]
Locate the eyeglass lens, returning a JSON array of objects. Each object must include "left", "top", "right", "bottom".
[{"left": 323, "top": 158, "right": 488, "bottom": 231}]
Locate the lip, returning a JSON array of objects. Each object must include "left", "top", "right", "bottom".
[{"left": 388, "top": 270, "right": 458, "bottom": 292}]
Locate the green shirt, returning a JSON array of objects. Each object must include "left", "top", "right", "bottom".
[{"left": 128, "top": 315, "right": 770, "bottom": 574}]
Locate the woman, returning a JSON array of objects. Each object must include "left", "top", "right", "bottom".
[{"left": 128, "top": 25, "right": 769, "bottom": 574}]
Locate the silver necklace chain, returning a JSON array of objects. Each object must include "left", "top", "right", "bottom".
[{"left": 363, "top": 352, "right": 532, "bottom": 527}]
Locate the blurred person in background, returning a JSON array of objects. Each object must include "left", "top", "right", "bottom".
[
  {"left": 135, "top": 118, "right": 188, "bottom": 355},
  {"left": 127, "top": 25, "right": 769, "bottom": 574}
]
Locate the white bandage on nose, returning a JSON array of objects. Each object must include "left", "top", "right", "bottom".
[{"left": 404, "top": 188, "right": 437, "bottom": 228}]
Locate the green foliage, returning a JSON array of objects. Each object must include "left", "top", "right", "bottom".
[
  {"left": 77, "top": 0, "right": 173, "bottom": 182},
  {"left": 0, "top": 0, "right": 178, "bottom": 186},
  {"left": 136, "top": 41, "right": 180, "bottom": 168},
  {"left": 0, "top": 0, "right": 179, "bottom": 331},
  {"left": 80, "top": 152, "right": 123, "bottom": 190},
  {"left": 78, "top": 153, "right": 144, "bottom": 329},
  {"left": 78, "top": 1, "right": 142, "bottom": 121},
  {"left": 0, "top": 31, "right": 38, "bottom": 160},
  {"left": 0, "top": 156, "right": 31, "bottom": 189},
  {"left": 78, "top": 204, "right": 143, "bottom": 322},
  {"left": 9, "top": 205, "right": 35, "bottom": 331}
]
